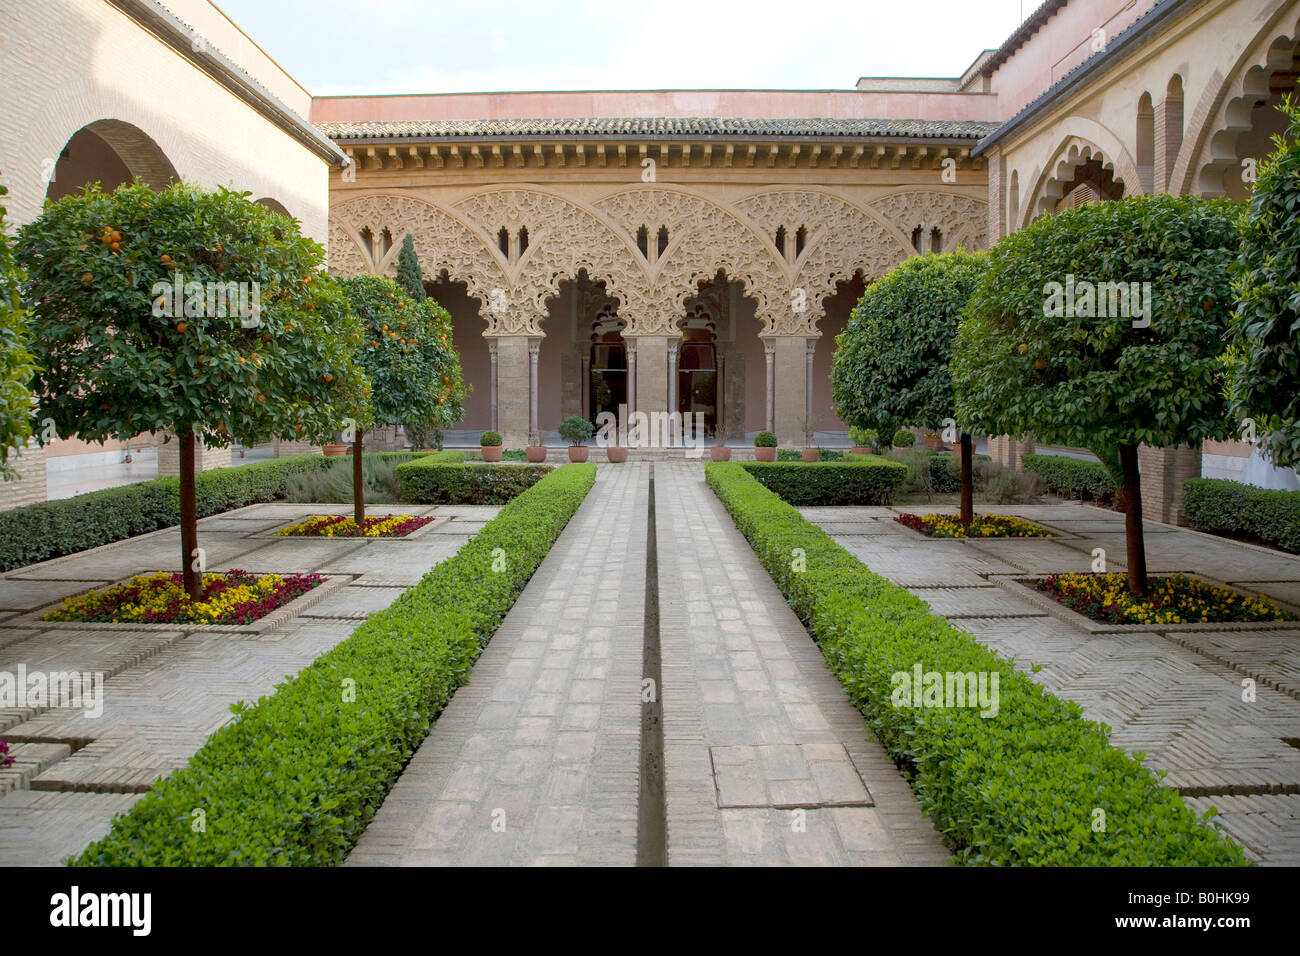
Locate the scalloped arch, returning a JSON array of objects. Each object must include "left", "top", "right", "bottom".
[{"left": 1022, "top": 122, "right": 1141, "bottom": 225}]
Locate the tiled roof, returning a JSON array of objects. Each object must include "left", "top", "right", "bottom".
[{"left": 318, "top": 117, "right": 1002, "bottom": 141}]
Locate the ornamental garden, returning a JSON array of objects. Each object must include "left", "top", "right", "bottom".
[{"left": 0, "top": 98, "right": 1299, "bottom": 870}]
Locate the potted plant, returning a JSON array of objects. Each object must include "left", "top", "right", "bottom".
[
  {"left": 606, "top": 442, "right": 629, "bottom": 463},
  {"left": 559, "top": 416, "right": 594, "bottom": 462},
  {"left": 799, "top": 417, "right": 820, "bottom": 462},
  {"left": 322, "top": 439, "right": 348, "bottom": 457},
  {"left": 479, "top": 430, "right": 503, "bottom": 462},
  {"left": 923, "top": 430, "right": 945, "bottom": 451},
  {"left": 892, "top": 429, "right": 916, "bottom": 453},
  {"left": 525, "top": 430, "right": 548, "bottom": 463},
  {"left": 754, "top": 430, "right": 778, "bottom": 462},
  {"left": 710, "top": 425, "right": 731, "bottom": 462},
  {"left": 848, "top": 426, "right": 877, "bottom": 455}
]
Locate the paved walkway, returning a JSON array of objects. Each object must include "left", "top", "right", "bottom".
[
  {"left": 0, "top": 502, "right": 495, "bottom": 865},
  {"left": 802, "top": 501, "right": 1300, "bottom": 865},
  {"left": 349, "top": 463, "right": 948, "bottom": 866}
]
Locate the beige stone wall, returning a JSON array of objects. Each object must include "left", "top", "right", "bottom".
[
  {"left": 1, "top": 439, "right": 47, "bottom": 512},
  {"left": 0, "top": 0, "right": 332, "bottom": 238}
]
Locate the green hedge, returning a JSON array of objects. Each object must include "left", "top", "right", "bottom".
[
  {"left": 740, "top": 457, "right": 906, "bottom": 505},
  {"left": 72, "top": 463, "right": 598, "bottom": 866},
  {"left": 0, "top": 451, "right": 454, "bottom": 572},
  {"left": 396, "top": 459, "right": 551, "bottom": 504},
  {"left": 1022, "top": 453, "right": 1116, "bottom": 502},
  {"left": 1183, "top": 478, "right": 1300, "bottom": 554},
  {"left": 705, "top": 462, "right": 1247, "bottom": 866}
]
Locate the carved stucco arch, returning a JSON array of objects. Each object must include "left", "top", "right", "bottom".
[
  {"left": 327, "top": 191, "right": 513, "bottom": 327},
  {"left": 1022, "top": 122, "right": 1141, "bottom": 225},
  {"left": 1174, "top": 2, "right": 1300, "bottom": 196},
  {"left": 454, "top": 186, "right": 649, "bottom": 336}
]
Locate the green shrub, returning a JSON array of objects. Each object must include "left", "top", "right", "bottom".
[
  {"left": 479, "top": 430, "right": 503, "bottom": 447},
  {"left": 558, "top": 416, "right": 594, "bottom": 444},
  {"left": 72, "top": 464, "right": 597, "bottom": 865},
  {"left": 397, "top": 458, "right": 550, "bottom": 504},
  {"left": 0, "top": 454, "right": 354, "bottom": 572},
  {"left": 740, "top": 458, "right": 906, "bottom": 505},
  {"left": 754, "top": 430, "right": 778, "bottom": 448},
  {"left": 892, "top": 429, "right": 915, "bottom": 447},
  {"left": 1183, "top": 478, "right": 1300, "bottom": 554},
  {"left": 848, "top": 426, "right": 877, "bottom": 448},
  {"left": 705, "top": 462, "right": 1248, "bottom": 866},
  {"left": 1022, "top": 454, "right": 1116, "bottom": 502},
  {"left": 283, "top": 451, "right": 460, "bottom": 504},
  {"left": 501, "top": 449, "right": 527, "bottom": 462}
]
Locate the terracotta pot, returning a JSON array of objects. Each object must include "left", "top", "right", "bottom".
[
  {"left": 754, "top": 446, "right": 777, "bottom": 462},
  {"left": 924, "top": 435, "right": 944, "bottom": 451},
  {"left": 525, "top": 445, "right": 548, "bottom": 463},
  {"left": 710, "top": 445, "right": 732, "bottom": 462},
  {"left": 481, "top": 445, "right": 502, "bottom": 462},
  {"left": 606, "top": 446, "right": 629, "bottom": 463},
  {"left": 568, "top": 446, "right": 589, "bottom": 463},
  {"left": 801, "top": 448, "right": 821, "bottom": 463},
  {"left": 322, "top": 443, "right": 348, "bottom": 457},
  {"left": 850, "top": 445, "right": 872, "bottom": 455}
]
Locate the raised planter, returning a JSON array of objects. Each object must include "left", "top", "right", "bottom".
[
  {"left": 754, "top": 447, "right": 777, "bottom": 462},
  {"left": 481, "top": 445, "right": 502, "bottom": 462},
  {"left": 606, "top": 446, "right": 628, "bottom": 463},
  {"left": 710, "top": 445, "right": 732, "bottom": 462},
  {"left": 568, "top": 446, "right": 590, "bottom": 463},
  {"left": 850, "top": 445, "right": 873, "bottom": 455},
  {"left": 322, "top": 443, "right": 348, "bottom": 457},
  {"left": 801, "top": 448, "right": 820, "bottom": 463},
  {"left": 525, "top": 445, "right": 548, "bottom": 463},
  {"left": 923, "top": 434, "right": 945, "bottom": 451}
]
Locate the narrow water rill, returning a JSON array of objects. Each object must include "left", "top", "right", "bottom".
[{"left": 637, "top": 464, "right": 667, "bottom": 866}]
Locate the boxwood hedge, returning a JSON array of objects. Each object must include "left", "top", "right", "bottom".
[
  {"left": 0, "top": 451, "right": 456, "bottom": 572},
  {"left": 740, "top": 458, "right": 906, "bottom": 505},
  {"left": 706, "top": 462, "right": 1248, "bottom": 866},
  {"left": 72, "top": 462, "right": 597, "bottom": 866},
  {"left": 396, "top": 458, "right": 552, "bottom": 504},
  {"left": 1183, "top": 478, "right": 1300, "bottom": 554},
  {"left": 1021, "top": 453, "right": 1116, "bottom": 502}
]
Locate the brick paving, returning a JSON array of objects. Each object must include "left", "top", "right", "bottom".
[
  {"left": 349, "top": 463, "right": 948, "bottom": 866},
  {"left": 804, "top": 501, "right": 1300, "bottom": 865},
  {"left": 0, "top": 502, "right": 494, "bottom": 866}
]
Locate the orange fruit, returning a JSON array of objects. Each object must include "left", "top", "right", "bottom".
[
  {"left": 111, "top": 230, "right": 121, "bottom": 242},
  {"left": 323, "top": 373, "right": 334, "bottom": 383},
  {"left": 110, "top": 242, "right": 120, "bottom": 252},
  {"left": 160, "top": 254, "right": 172, "bottom": 263},
  {"left": 176, "top": 322, "right": 187, "bottom": 333},
  {"left": 1034, "top": 358, "right": 1046, "bottom": 370},
  {"left": 82, "top": 272, "right": 94, "bottom": 284}
]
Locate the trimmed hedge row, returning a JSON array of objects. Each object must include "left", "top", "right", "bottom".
[
  {"left": 740, "top": 458, "right": 906, "bottom": 505},
  {"left": 706, "top": 462, "right": 1247, "bottom": 866},
  {"left": 72, "top": 463, "right": 598, "bottom": 866},
  {"left": 1183, "top": 478, "right": 1300, "bottom": 554},
  {"left": 0, "top": 451, "right": 455, "bottom": 572},
  {"left": 396, "top": 459, "right": 552, "bottom": 504},
  {"left": 1022, "top": 453, "right": 1116, "bottom": 502}
]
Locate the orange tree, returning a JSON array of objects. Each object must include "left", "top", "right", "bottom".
[
  {"left": 0, "top": 186, "right": 37, "bottom": 480},
  {"left": 831, "top": 249, "right": 987, "bottom": 526},
  {"left": 953, "top": 195, "right": 1242, "bottom": 596},
  {"left": 338, "top": 274, "right": 465, "bottom": 524},
  {"left": 17, "top": 182, "right": 369, "bottom": 599}
]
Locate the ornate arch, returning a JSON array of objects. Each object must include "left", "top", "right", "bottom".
[
  {"left": 328, "top": 192, "right": 511, "bottom": 330},
  {"left": 869, "top": 188, "right": 989, "bottom": 253},
  {"left": 454, "top": 187, "right": 649, "bottom": 335},
  {"left": 1021, "top": 122, "right": 1141, "bottom": 225},
  {"left": 1175, "top": 3, "right": 1300, "bottom": 196}
]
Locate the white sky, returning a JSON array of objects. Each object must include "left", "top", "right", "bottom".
[{"left": 214, "top": 0, "right": 1030, "bottom": 96}]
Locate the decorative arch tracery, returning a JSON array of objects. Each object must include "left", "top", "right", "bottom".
[{"left": 1023, "top": 131, "right": 1138, "bottom": 224}]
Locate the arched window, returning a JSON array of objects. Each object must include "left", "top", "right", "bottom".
[
  {"left": 498, "top": 227, "right": 509, "bottom": 257},
  {"left": 1162, "top": 75, "right": 1184, "bottom": 188},
  {"left": 775, "top": 225, "right": 786, "bottom": 257},
  {"left": 518, "top": 226, "right": 529, "bottom": 255},
  {"left": 657, "top": 225, "right": 669, "bottom": 258},
  {"left": 1137, "top": 92, "right": 1155, "bottom": 193},
  {"left": 795, "top": 225, "right": 807, "bottom": 257},
  {"left": 636, "top": 224, "right": 648, "bottom": 258}
]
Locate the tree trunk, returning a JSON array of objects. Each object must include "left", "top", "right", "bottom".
[
  {"left": 179, "top": 430, "right": 202, "bottom": 602},
  {"left": 1118, "top": 443, "right": 1148, "bottom": 596},
  {"left": 353, "top": 427, "right": 365, "bottom": 527},
  {"left": 960, "top": 432, "right": 974, "bottom": 529}
]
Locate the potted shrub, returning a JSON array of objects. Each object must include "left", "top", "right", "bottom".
[
  {"left": 710, "top": 426, "right": 731, "bottom": 462},
  {"left": 848, "top": 426, "right": 877, "bottom": 455},
  {"left": 923, "top": 430, "right": 945, "bottom": 451},
  {"left": 559, "top": 416, "right": 594, "bottom": 462},
  {"left": 322, "top": 440, "right": 348, "bottom": 457},
  {"left": 754, "top": 430, "right": 778, "bottom": 462},
  {"left": 525, "top": 430, "right": 548, "bottom": 463},
  {"left": 892, "top": 429, "right": 916, "bottom": 453},
  {"left": 799, "top": 417, "right": 820, "bottom": 462},
  {"left": 479, "top": 430, "right": 503, "bottom": 462}
]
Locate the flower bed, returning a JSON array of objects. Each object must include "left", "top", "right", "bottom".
[
  {"left": 896, "top": 512, "right": 1051, "bottom": 538},
  {"left": 275, "top": 514, "right": 432, "bottom": 538},
  {"left": 1037, "top": 572, "right": 1294, "bottom": 626},
  {"left": 43, "top": 570, "right": 324, "bottom": 626}
]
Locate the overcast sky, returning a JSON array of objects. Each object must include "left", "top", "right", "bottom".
[{"left": 214, "top": 0, "right": 1030, "bottom": 96}]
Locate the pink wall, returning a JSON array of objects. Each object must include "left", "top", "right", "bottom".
[
  {"left": 430, "top": 280, "right": 492, "bottom": 430},
  {"left": 989, "top": 0, "right": 1157, "bottom": 119},
  {"left": 312, "top": 89, "right": 998, "bottom": 123}
]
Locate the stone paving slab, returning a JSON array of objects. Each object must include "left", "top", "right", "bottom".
[
  {"left": 0, "top": 790, "right": 145, "bottom": 866},
  {"left": 0, "top": 578, "right": 116, "bottom": 613},
  {"left": 299, "top": 586, "right": 409, "bottom": 620},
  {"left": 1185, "top": 793, "right": 1300, "bottom": 866},
  {"left": 346, "top": 464, "right": 645, "bottom": 867}
]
